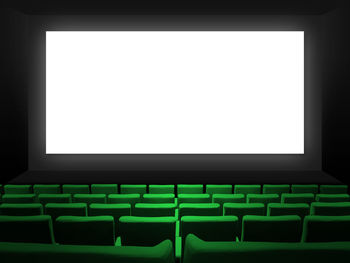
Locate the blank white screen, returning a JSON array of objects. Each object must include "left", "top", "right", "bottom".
[{"left": 46, "top": 31, "right": 304, "bottom": 154}]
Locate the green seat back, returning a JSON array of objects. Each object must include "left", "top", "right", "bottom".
[
  {"left": 73, "top": 194, "right": 106, "bottom": 204},
  {"left": 91, "top": 184, "right": 118, "bottom": 194},
  {"left": 142, "top": 194, "right": 175, "bottom": 204},
  {"left": 0, "top": 204, "right": 43, "bottom": 216},
  {"left": 246, "top": 194, "right": 279, "bottom": 213},
  {"left": 319, "top": 185, "right": 348, "bottom": 194},
  {"left": 149, "top": 185, "right": 175, "bottom": 194},
  {"left": 177, "top": 185, "right": 203, "bottom": 195},
  {"left": 310, "top": 202, "right": 350, "bottom": 216},
  {"left": 206, "top": 185, "right": 232, "bottom": 196},
  {"left": 134, "top": 203, "right": 176, "bottom": 217},
  {"left": 315, "top": 194, "right": 350, "bottom": 202},
  {"left": 33, "top": 185, "right": 61, "bottom": 195},
  {"left": 262, "top": 184, "right": 290, "bottom": 195},
  {"left": 281, "top": 193, "right": 315, "bottom": 204},
  {"left": 45, "top": 203, "right": 87, "bottom": 220},
  {"left": 267, "top": 203, "right": 310, "bottom": 219},
  {"left": 4, "top": 185, "right": 32, "bottom": 194},
  {"left": 178, "top": 194, "right": 211, "bottom": 205},
  {"left": 2, "top": 194, "right": 37, "bottom": 204},
  {"left": 234, "top": 185, "right": 261, "bottom": 195},
  {"left": 120, "top": 185, "right": 147, "bottom": 195},
  {"left": 107, "top": 194, "right": 141, "bottom": 213},
  {"left": 291, "top": 185, "right": 318, "bottom": 194},
  {"left": 212, "top": 194, "right": 245, "bottom": 214},
  {"left": 179, "top": 203, "right": 220, "bottom": 219},
  {"left": 38, "top": 194, "right": 72, "bottom": 205},
  {"left": 62, "top": 185, "right": 89, "bottom": 194}
]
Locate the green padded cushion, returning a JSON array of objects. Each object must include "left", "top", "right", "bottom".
[
  {"left": 315, "top": 194, "right": 350, "bottom": 202},
  {"left": 205, "top": 185, "right": 232, "bottom": 195},
  {"left": 108, "top": 194, "right": 141, "bottom": 207},
  {"left": 234, "top": 185, "right": 261, "bottom": 195},
  {"left": 267, "top": 203, "right": 310, "bottom": 218},
  {"left": 120, "top": 185, "right": 147, "bottom": 194},
  {"left": 45, "top": 203, "right": 87, "bottom": 220},
  {"left": 38, "top": 194, "right": 72, "bottom": 205},
  {"left": 55, "top": 216, "right": 115, "bottom": 245},
  {"left": 142, "top": 194, "right": 175, "bottom": 203},
  {"left": 291, "top": 185, "right": 318, "bottom": 194},
  {"left": 179, "top": 203, "right": 220, "bottom": 218},
  {"left": 302, "top": 215, "right": 350, "bottom": 242},
  {"left": 134, "top": 203, "right": 176, "bottom": 217},
  {"left": 62, "top": 185, "right": 90, "bottom": 194},
  {"left": 0, "top": 204, "right": 43, "bottom": 216},
  {"left": 2, "top": 194, "right": 37, "bottom": 203},
  {"left": 311, "top": 202, "right": 350, "bottom": 216},
  {"left": 242, "top": 215, "right": 302, "bottom": 242},
  {"left": 212, "top": 194, "right": 245, "bottom": 214},
  {"left": 33, "top": 185, "right": 61, "bottom": 195},
  {"left": 177, "top": 185, "right": 203, "bottom": 194},
  {"left": 177, "top": 194, "right": 211, "bottom": 205},
  {"left": 91, "top": 184, "right": 118, "bottom": 194},
  {"left": 119, "top": 216, "right": 176, "bottom": 246},
  {"left": 262, "top": 184, "right": 290, "bottom": 195},
  {"left": 0, "top": 215, "right": 54, "bottom": 244},
  {"left": 73, "top": 194, "right": 106, "bottom": 204},
  {"left": 4, "top": 185, "right": 32, "bottom": 194},
  {"left": 149, "top": 185, "right": 175, "bottom": 194},
  {"left": 281, "top": 193, "right": 315, "bottom": 204},
  {"left": 319, "top": 185, "right": 348, "bottom": 194},
  {"left": 246, "top": 194, "right": 279, "bottom": 204}
]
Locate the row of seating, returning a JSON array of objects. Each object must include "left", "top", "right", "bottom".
[{"left": 0, "top": 184, "right": 348, "bottom": 195}]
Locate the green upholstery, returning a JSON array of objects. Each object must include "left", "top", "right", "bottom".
[
  {"left": 246, "top": 194, "right": 279, "bottom": 213},
  {"left": 108, "top": 194, "right": 141, "bottom": 213},
  {"left": 302, "top": 215, "right": 350, "bottom": 242},
  {"left": 262, "top": 184, "right": 290, "bottom": 195},
  {"left": 0, "top": 215, "right": 54, "bottom": 244},
  {"left": 0, "top": 184, "right": 2, "bottom": 194},
  {"left": 178, "top": 185, "right": 203, "bottom": 195},
  {"left": 183, "top": 234, "right": 350, "bottom": 263},
  {"left": 315, "top": 194, "right": 350, "bottom": 202},
  {"left": 234, "top": 185, "right": 261, "bottom": 195},
  {"left": 179, "top": 203, "right": 220, "bottom": 219},
  {"left": 205, "top": 185, "right": 232, "bottom": 196},
  {"left": 149, "top": 185, "right": 175, "bottom": 194},
  {"left": 38, "top": 194, "right": 72, "bottom": 205},
  {"left": 4, "top": 185, "right": 32, "bottom": 194},
  {"left": 119, "top": 216, "right": 176, "bottom": 246},
  {"left": 310, "top": 202, "right": 350, "bottom": 216},
  {"left": 0, "top": 204, "right": 43, "bottom": 216},
  {"left": 33, "top": 185, "right": 61, "bottom": 195},
  {"left": 134, "top": 203, "right": 176, "bottom": 217},
  {"left": 178, "top": 194, "right": 211, "bottom": 205},
  {"left": 142, "top": 194, "right": 175, "bottom": 203},
  {"left": 242, "top": 215, "right": 302, "bottom": 242},
  {"left": 55, "top": 216, "right": 115, "bottom": 245},
  {"left": 91, "top": 184, "right": 118, "bottom": 194},
  {"left": 291, "top": 184, "right": 318, "bottom": 194},
  {"left": 73, "top": 194, "right": 106, "bottom": 204},
  {"left": 45, "top": 203, "right": 87, "bottom": 220},
  {"left": 62, "top": 185, "right": 90, "bottom": 194},
  {"left": 267, "top": 203, "right": 310, "bottom": 219},
  {"left": 281, "top": 193, "right": 315, "bottom": 204},
  {"left": 212, "top": 194, "right": 245, "bottom": 214},
  {"left": 0, "top": 240, "right": 175, "bottom": 263},
  {"left": 2, "top": 194, "right": 37, "bottom": 203},
  {"left": 319, "top": 185, "right": 348, "bottom": 194},
  {"left": 120, "top": 185, "right": 147, "bottom": 195}
]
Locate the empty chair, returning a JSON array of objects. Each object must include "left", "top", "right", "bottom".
[
  {"left": 302, "top": 215, "right": 350, "bottom": 242},
  {"left": 45, "top": 203, "right": 87, "bottom": 220},
  {"left": 315, "top": 194, "right": 350, "bottom": 202},
  {"left": 1, "top": 194, "right": 37, "bottom": 203},
  {"left": 179, "top": 203, "right": 220, "bottom": 219},
  {"left": 0, "top": 215, "right": 54, "bottom": 244},
  {"left": 246, "top": 194, "right": 279, "bottom": 212},
  {"left": 91, "top": 184, "right": 118, "bottom": 194},
  {"left": 206, "top": 185, "right": 232, "bottom": 197},
  {"left": 281, "top": 193, "right": 315, "bottom": 204},
  {"left": 134, "top": 203, "right": 176, "bottom": 217},
  {"left": 38, "top": 194, "right": 72, "bottom": 205},
  {"left": 62, "top": 185, "right": 89, "bottom": 194},
  {"left": 73, "top": 194, "right": 106, "bottom": 204},
  {"left": 234, "top": 185, "right": 261, "bottom": 195},
  {"left": 267, "top": 203, "right": 310, "bottom": 219},
  {"left": 33, "top": 184, "right": 60, "bottom": 195},
  {"left": 55, "top": 216, "right": 115, "bottom": 245},
  {"left": 262, "top": 184, "right": 290, "bottom": 196},
  {"left": 143, "top": 194, "right": 175, "bottom": 204},
  {"left": 178, "top": 185, "right": 203, "bottom": 195},
  {"left": 212, "top": 194, "right": 245, "bottom": 214},
  {"left": 108, "top": 194, "right": 141, "bottom": 208},
  {"left": 0, "top": 203, "right": 43, "bottom": 216},
  {"left": 178, "top": 194, "right": 211, "bottom": 205},
  {"left": 310, "top": 202, "right": 350, "bottom": 216},
  {"left": 242, "top": 215, "right": 302, "bottom": 242},
  {"left": 320, "top": 185, "right": 348, "bottom": 194},
  {"left": 120, "top": 185, "right": 147, "bottom": 195},
  {"left": 119, "top": 216, "right": 176, "bottom": 246},
  {"left": 149, "top": 185, "right": 175, "bottom": 194},
  {"left": 291, "top": 184, "right": 318, "bottom": 194},
  {"left": 4, "top": 185, "right": 32, "bottom": 194}
]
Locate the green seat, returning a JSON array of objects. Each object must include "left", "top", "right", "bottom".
[
  {"left": 179, "top": 203, "right": 220, "bottom": 219},
  {"left": 134, "top": 203, "right": 176, "bottom": 217},
  {"left": 73, "top": 194, "right": 106, "bottom": 204},
  {"left": 234, "top": 185, "right": 261, "bottom": 195},
  {"left": 45, "top": 203, "right": 87, "bottom": 220},
  {"left": 4, "top": 185, "right": 32, "bottom": 194},
  {"left": 2, "top": 194, "right": 37, "bottom": 203},
  {"left": 315, "top": 194, "right": 350, "bottom": 202},
  {"left": 178, "top": 194, "right": 211, "bottom": 205},
  {"left": 0, "top": 204, "right": 43, "bottom": 216},
  {"left": 55, "top": 216, "right": 115, "bottom": 245},
  {"left": 310, "top": 202, "right": 350, "bottom": 216},
  {"left": 291, "top": 184, "right": 318, "bottom": 194},
  {"left": 262, "top": 184, "right": 290, "bottom": 196},
  {"left": 38, "top": 194, "right": 72, "bottom": 205},
  {"left": 143, "top": 194, "right": 175, "bottom": 204},
  {"left": 246, "top": 194, "right": 279, "bottom": 213},
  {"left": 302, "top": 215, "right": 350, "bottom": 242},
  {"left": 119, "top": 216, "right": 176, "bottom": 246},
  {"left": 281, "top": 193, "right": 315, "bottom": 204},
  {"left": 206, "top": 185, "right": 232, "bottom": 197},
  {"left": 267, "top": 203, "right": 310, "bottom": 219},
  {"left": 0, "top": 215, "right": 54, "bottom": 244},
  {"left": 91, "top": 184, "right": 118, "bottom": 194},
  {"left": 212, "top": 194, "right": 245, "bottom": 214},
  {"left": 120, "top": 185, "right": 147, "bottom": 195},
  {"left": 242, "top": 215, "right": 302, "bottom": 242},
  {"left": 178, "top": 185, "right": 203, "bottom": 195},
  {"left": 149, "top": 185, "right": 175, "bottom": 194},
  {"left": 62, "top": 185, "right": 90, "bottom": 194},
  {"left": 320, "top": 185, "right": 348, "bottom": 194},
  {"left": 33, "top": 185, "right": 61, "bottom": 195}
]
